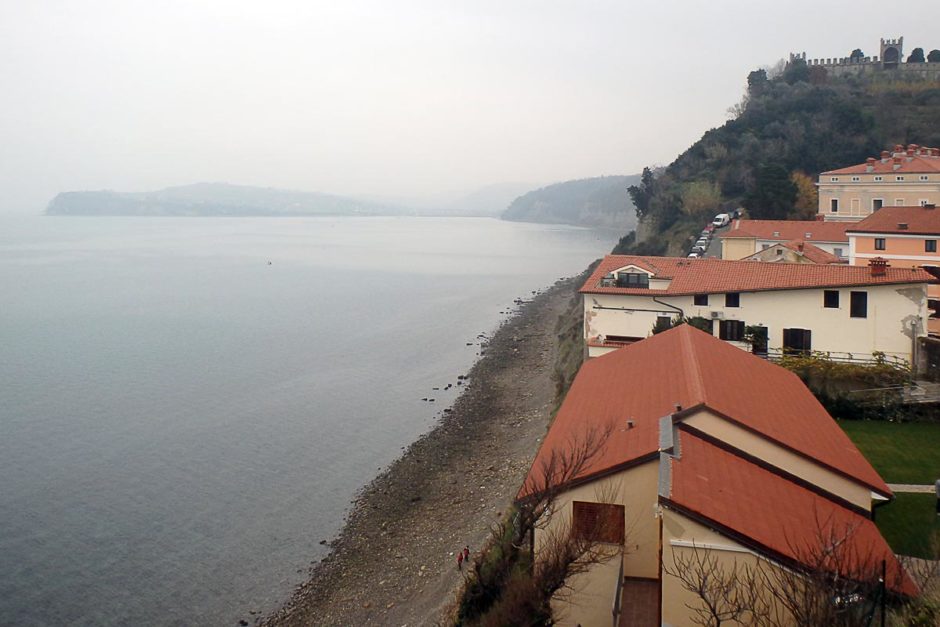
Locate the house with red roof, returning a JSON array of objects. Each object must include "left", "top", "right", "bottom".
[
  {"left": 581, "top": 254, "right": 932, "bottom": 363},
  {"left": 817, "top": 144, "right": 940, "bottom": 222},
  {"left": 720, "top": 219, "right": 850, "bottom": 261},
  {"left": 846, "top": 205, "right": 940, "bottom": 334},
  {"left": 518, "top": 325, "right": 915, "bottom": 627},
  {"left": 740, "top": 239, "right": 843, "bottom": 265}
]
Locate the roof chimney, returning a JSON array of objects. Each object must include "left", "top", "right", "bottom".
[
  {"left": 881, "top": 150, "right": 890, "bottom": 163},
  {"left": 797, "top": 241, "right": 805, "bottom": 252},
  {"left": 893, "top": 156, "right": 902, "bottom": 170},
  {"left": 869, "top": 257, "right": 888, "bottom": 277},
  {"left": 866, "top": 157, "right": 876, "bottom": 172}
]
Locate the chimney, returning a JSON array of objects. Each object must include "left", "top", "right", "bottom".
[
  {"left": 866, "top": 157, "right": 876, "bottom": 172},
  {"left": 881, "top": 150, "right": 890, "bottom": 163},
  {"left": 797, "top": 241, "right": 805, "bottom": 252},
  {"left": 893, "top": 156, "right": 902, "bottom": 170},
  {"left": 869, "top": 257, "right": 888, "bottom": 277}
]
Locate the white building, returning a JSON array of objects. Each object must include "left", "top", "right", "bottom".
[{"left": 582, "top": 255, "right": 932, "bottom": 362}]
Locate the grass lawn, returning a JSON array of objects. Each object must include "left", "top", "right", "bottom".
[
  {"left": 837, "top": 420, "right": 940, "bottom": 485},
  {"left": 874, "top": 493, "right": 939, "bottom": 558}
]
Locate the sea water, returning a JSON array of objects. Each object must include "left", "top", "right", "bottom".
[{"left": 0, "top": 216, "right": 618, "bottom": 625}]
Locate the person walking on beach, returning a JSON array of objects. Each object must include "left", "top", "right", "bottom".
[
  {"left": 463, "top": 546, "right": 470, "bottom": 564},
  {"left": 457, "top": 550, "right": 464, "bottom": 570}
]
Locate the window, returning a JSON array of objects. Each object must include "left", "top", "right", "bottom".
[
  {"left": 833, "top": 247, "right": 844, "bottom": 258},
  {"left": 824, "top": 290, "right": 840, "bottom": 308},
  {"left": 616, "top": 272, "right": 649, "bottom": 288},
  {"left": 875, "top": 238, "right": 886, "bottom": 250},
  {"left": 874, "top": 176, "right": 884, "bottom": 182},
  {"left": 873, "top": 199, "right": 884, "bottom": 211},
  {"left": 927, "top": 240, "right": 937, "bottom": 253},
  {"left": 830, "top": 177, "right": 839, "bottom": 182},
  {"left": 896, "top": 176, "right": 905, "bottom": 181},
  {"left": 654, "top": 316, "right": 672, "bottom": 333},
  {"left": 850, "top": 291, "right": 868, "bottom": 318},
  {"left": 783, "top": 328, "right": 812, "bottom": 354},
  {"left": 761, "top": 243, "right": 770, "bottom": 250},
  {"left": 830, "top": 199, "right": 839, "bottom": 213},
  {"left": 921, "top": 199, "right": 931, "bottom": 207},
  {"left": 572, "top": 501, "right": 625, "bottom": 544},
  {"left": 719, "top": 320, "right": 745, "bottom": 341},
  {"left": 693, "top": 294, "right": 709, "bottom": 306},
  {"left": 920, "top": 175, "right": 929, "bottom": 181},
  {"left": 895, "top": 198, "right": 905, "bottom": 206},
  {"left": 725, "top": 292, "right": 740, "bottom": 308},
  {"left": 852, "top": 176, "right": 860, "bottom": 182}
]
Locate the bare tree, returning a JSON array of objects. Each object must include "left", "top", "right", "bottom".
[
  {"left": 756, "top": 510, "right": 907, "bottom": 627},
  {"left": 455, "top": 421, "right": 619, "bottom": 626},
  {"left": 663, "top": 542, "right": 769, "bottom": 626},
  {"left": 662, "top": 509, "right": 917, "bottom": 627}
]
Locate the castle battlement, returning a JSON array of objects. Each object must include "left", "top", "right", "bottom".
[{"left": 787, "top": 35, "right": 939, "bottom": 79}]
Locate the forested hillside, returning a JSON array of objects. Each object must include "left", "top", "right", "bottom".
[
  {"left": 616, "top": 60, "right": 940, "bottom": 255},
  {"left": 501, "top": 175, "right": 639, "bottom": 229}
]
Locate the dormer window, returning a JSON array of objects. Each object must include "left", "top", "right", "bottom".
[
  {"left": 616, "top": 272, "right": 649, "bottom": 289},
  {"left": 773, "top": 231, "right": 780, "bottom": 237}
]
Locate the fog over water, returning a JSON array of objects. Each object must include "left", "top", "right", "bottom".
[
  {"left": 0, "top": 216, "right": 618, "bottom": 625},
  {"left": 2, "top": 2, "right": 938, "bottom": 214}
]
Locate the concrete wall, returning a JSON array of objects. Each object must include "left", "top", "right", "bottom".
[
  {"left": 540, "top": 461, "right": 661, "bottom": 627},
  {"left": 681, "top": 410, "right": 875, "bottom": 510},
  {"left": 584, "top": 283, "right": 927, "bottom": 361},
  {"left": 721, "top": 237, "right": 758, "bottom": 260},
  {"left": 661, "top": 510, "right": 793, "bottom": 627}
]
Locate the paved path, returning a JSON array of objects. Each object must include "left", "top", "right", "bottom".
[{"left": 888, "top": 483, "right": 936, "bottom": 494}]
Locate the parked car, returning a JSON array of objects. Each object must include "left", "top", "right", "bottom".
[
  {"left": 687, "top": 252, "right": 700, "bottom": 258},
  {"left": 695, "top": 238, "right": 709, "bottom": 247},
  {"left": 691, "top": 245, "right": 706, "bottom": 254},
  {"left": 712, "top": 213, "right": 731, "bottom": 227}
]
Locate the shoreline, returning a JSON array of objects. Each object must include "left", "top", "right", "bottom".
[{"left": 261, "top": 272, "right": 586, "bottom": 626}]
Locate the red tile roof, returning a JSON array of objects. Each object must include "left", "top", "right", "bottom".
[
  {"left": 744, "top": 240, "right": 842, "bottom": 265},
  {"left": 845, "top": 205, "right": 940, "bottom": 236},
  {"left": 519, "top": 325, "right": 890, "bottom": 498},
  {"left": 667, "top": 432, "right": 917, "bottom": 597},
  {"left": 721, "top": 219, "right": 849, "bottom": 243},
  {"left": 580, "top": 255, "right": 932, "bottom": 296},
  {"left": 823, "top": 153, "right": 940, "bottom": 175}
]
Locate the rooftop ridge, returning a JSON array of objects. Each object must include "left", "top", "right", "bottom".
[{"left": 680, "top": 327, "right": 707, "bottom": 406}]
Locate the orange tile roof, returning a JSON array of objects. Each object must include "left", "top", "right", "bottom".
[
  {"left": 823, "top": 153, "right": 940, "bottom": 175},
  {"left": 519, "top": 325, "right": 890, "bottom": 498},
  {"left": 745, "top": 240, "right": 842, "bottom": 264},
  {"left": 845, "top": 205, "right": 940, "bottom": 236},
  {"left": 721, "top": 219, "right": 849, "bottom": 243},
  {"left": 580, "top": 255, "right": 932, "bottom": 296},
  {"left": 667, "top": 432, "right": 917, "bottom": 597}
]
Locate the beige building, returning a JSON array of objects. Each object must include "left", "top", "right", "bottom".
[
  {"left": 581, "top": 255, "right": 932, "bottom": 363},
  {"left": 846, "top": 204, "right": 940, "bottom": 334},
  {"left": 740, "top": 239, "right": 841, "bottom": 264},
  {"left": 519, "top": 326, "right": 915, "bottom": 627},
  {"left": 720, "top": 219, "right": 849, "bottom": 260},
  {"left": 817, "top": 144, "right": 940, "bottom": 222}
]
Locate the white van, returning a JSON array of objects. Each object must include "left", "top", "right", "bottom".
[{"left": 712, "top": 213, "right": 731, "bottom": 227}]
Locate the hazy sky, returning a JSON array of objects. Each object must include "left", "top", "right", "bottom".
[{"left": 2, "top": 1, "right": 939, "bottom": 213}]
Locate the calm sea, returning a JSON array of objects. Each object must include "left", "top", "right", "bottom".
[{"left": 0, "top": 216, "right": 618, "bottom": 626}]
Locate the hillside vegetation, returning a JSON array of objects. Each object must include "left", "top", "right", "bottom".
[
  {"left": 616, "top": 61, "right": 940, "bottom": 255},
  {"left": 502, "top": 175, "right": 639, "bottom": 229}
]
